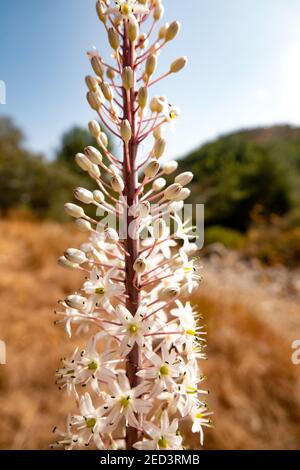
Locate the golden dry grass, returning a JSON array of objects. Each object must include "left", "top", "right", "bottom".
[{"left": 0, "top": 219, "right": 300, "bottom": 449}]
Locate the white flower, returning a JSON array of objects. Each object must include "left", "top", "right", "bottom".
[
  {"left": 137, "top": 343, "right": 181, "bottom": 395},
  {"left": 175, "top": 251, "right": 202, "bottom": 293},
  {"left": 83, "top": 267, "right": 125, "bottom": 311},
  {"left": 107, "top": 0, "right": 149, "bottom": 20},
  {"left": 100, "top": 373, "right": 152, "bottom": 430},
  {"left": 172, "top": 213, "right": 197, "bottom": 253},
  {"left": 176, "top": 359, "right": 208, "bottom": 416},
  {"left": 51, "top": 415, "right": 82, "bottom": 450},
  {"left": 134, "top": 411, "right": 183, "bottom": 450},
  {"left": 72, "top": 393, "right": 106, "bottom": 448},
  {"left": 114, "top": 303, "right": 154, "bottom": 356},
  {"left": 162, "top": 103, "right": 181, "bottom": 132},
  {"left": 191, "top": 405, "right": 213, "bottom": 446}
]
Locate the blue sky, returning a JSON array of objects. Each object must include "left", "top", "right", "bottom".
[{"left": 1, "top": 0, "right": 300, "bottom": 160}]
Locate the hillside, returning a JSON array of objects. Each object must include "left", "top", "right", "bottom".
[{"left": 181, "top": 125, "right": 300, "bottom": 231}]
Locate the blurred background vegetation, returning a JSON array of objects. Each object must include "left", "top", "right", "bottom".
[{"left": 1, "top": 116, "right": 300, "bottom": 266}]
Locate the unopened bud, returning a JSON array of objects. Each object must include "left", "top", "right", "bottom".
[
  {"left": 146, "top": 54, "right": 157, "bottom": 77},
  {"left": 91, "top": 56, "right": 104, "bottom": 78},
  {"left": 153, "top": 218, "right": 166, "bottom": 239},
  {"left": 58, "top": 256, "right": 79, "bottom": 270},
  {"left": 164, "top": 183, "right": 182, "bottom": 200},
  {"left": 153, "top": 138, "right": 166, "bottom": 158},
  {"left": 165, "top": 21, "right": 180, "bottom": 42},
  {"left": 108, "top": 27, "right": 120, "bottom": 50},
  {"left": 64, "top": 248, "right": 87, "bottom": 265},
  {"left": 163, "top": 160, "right": 178, "bottom": 175},
  {"left": 85, "top": 146, "right": 103, "bottom": 165},
  {"left": 138, "top": 87, "right": 148, "bottom": 110},
  {"left": 75, "top": 153, "right": 92, "bottom": 172},
  {"left": 159, "top": 286, "right": 180, "bottom": 301},
  {"left": 169, "top": 200, "right": 184, "bottom": 213},
  {"left": 105, "top": 227, "right": 119, "bottom": 243},
  {"left": 96, "top": 0, "right": 106, "bottom": 23},
  {"left": 120, "top": 119, "right": 132, "bottom": 143},
  {"left": 88, "top": 163, "right": 101, "bottom": 179},
  {"left": 107, "top": 67, "right": 116, "bottom": 80},
  {"left": 64, "top": 203, "right": 85, "bottom": 218},
  {"left": 122, "top": 67, "right": 134, "bottom": 90},
  {"left": 175, "top": 188, "right": 191, "bottom": 201},
  {"left": 128, "top": 15, "right": 139, "bottom": 42},
  {"left": 154, "top": 2, "right": 164, "bottom": 21},
  {"left": 175, "top": 172, "right": 194, "bottom": 186},
  {"left": 75, "top": 218, "right": 92, "bottom": 232},
  {"left": 152, "top": 177, "right": 166, "bottom": 192},
  {"left": 133, "top": 257, "right": 147, "bottom": 274},
  {"left": 170, "top": 56, "right": 188, "bottom": 74},
  {"left": 65, "top": 295, "right": 87, "bottom": 310},
  {"left": 85, "top": 75, "right": 98, "bottom": 92},
  {"left": 97, "top": 132, "right": 108, "bottom": 149},
  {"left": 144, "top": 159, "right": 160, "bottom": 178},
  {"left": 150, "top": 96, "right": 166, "bottom": 114},
  {"left": 100, "top": 81, "right": 113, "bottom": 102},
  {"left": 159, "top": 23, "right": 169, "bottom": 40},
  {"left": 111, "top": 174, "right": 125, "bottom": 193},
  {"left": 153, "top": 126, "right": 163, "bottom": 140},
  {"left": 87, "top": 91, "right": 102, "bottom": 111},
  {"left": 93, "top": 190, "right": 105, "bottom": 204},
  {"left": 89, "top": 120, "right": 101, "bottom": 138},
  {"left": 74, "top": 187, "right": 94, "bottom": 204}
]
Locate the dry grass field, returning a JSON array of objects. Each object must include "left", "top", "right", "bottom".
[{"left": 0, "top": 218, "right": 300, "bottom": 450}]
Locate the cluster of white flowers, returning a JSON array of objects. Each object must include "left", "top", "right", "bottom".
[{"left": 53, "top": 0, "right": 212, "bottom": 450}]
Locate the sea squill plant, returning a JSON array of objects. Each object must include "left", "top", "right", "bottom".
[{"left": 52, "top": 0, "right": 211, "bottom": 451}]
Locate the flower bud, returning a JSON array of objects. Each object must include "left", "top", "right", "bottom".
[
  {"left": 153, "top": 126, "right": 163, "bottom": 140},
  {"left": 65, "top": 295, "right": 87, "bottom": 310},
  {"left": 64, "top": 203, "right": 85, "bottom": 218},
  {"left": 153, "top": 138, "right": 166, "bottom": 158},
  {"left": 133, "top": 257, "right": 147, "bottom": 274},
  {"left": 105, "top": 227, "right": 119, "bottom": 243},
  {"left": 168, "top": 200, "right": 184, "bottom": 213},
  {"left": 111, "top": 174, "right": 125, "bottom": 193},
  {"left": 175, "top": 171, "right": 194, "bottom": 186},
  {"left": 163, "top": 160, "right": 178, "bottom": 175},
  {"left": 170, "top": 56, "right": 188, "bottom": 74},
  {"left": 58, "top": 256, "right": 79, "bottom": 270},
  {"left": 88, "top": 163, "right": 101, "bottom": 179},
  {"left": 91, "top": 56, "right": 104, "bottom": 78},
  {"left": 85, "top": 75, "right": 98, "bottom": 92},
  {"left": 138, "top": 86, "right": 148, "bottom": 110},
  {"left": 174, "top": 188, "right": 191, "bottom": 201},
  {"left": 89, "top": 120, "right": 101, "bottom": 138},
  {"left": 122, "top": 66, "right": 134, "bottom": 90},
  {"left": 165, "top": 21, "right": 180, "bottom": 42},
  {"left": 85, "top": 146, "right": 103, "bottom": 165},
  {"left": 135, "top": 201, "right": 150, "bottom": 218},
  {"left": 159, "top": 23, "right": 169, "bottom": 40},
  {"left": 154, "top": 2, "right": 164, "bottom": 21},
  {"left": 100, "top": 81, "right": 113, "bottom": 102},
  {"left": 74, "top": 187, "right": 94, "bottom": 204},
  {"left": 153, "top": 219, "right": 166, "bottom": 239},
  {"left": 107, "top": 67, "right": 116, "bottom": 80},
  {"left": 150, "top": 96, "right": 166, "bottom": 114},
  {"left": 144, "top": 159, "right": 160, "bottom": 178},
  {"left": 96, "top": 0, "right": 106, "bottom": 24},
  {"left": 120, "top": 119, "right": 132, "bottom": 143},
  {"left": 93, "top": 190, "right": 105, "bottom": 204},
  {"left": 64, "top": 248, "right": 87, "bottom": 265},
  {"left": 75, "top": 153, "right": 92, "bottom": 172},
  {"left": 75, "top": 218, "right": 92, "bottom": 232},
  {"left": 152, "top": 177, "right": 166, "bottom": 192},
  {"left": 164, "top": 183, "right": 182, "bottom": 200},
  {"left": 159, "top": 286, "right": 180, "bottom": 301},
  {"left": 146, "top": 54, "right": 157, "bottom": 77},
  {"left": 128, "top": 15, "right": 139, "bottom": 42},
  {"left": 97, "top": 131, "right": 108, "bottom": 149},
  {"left": 108, "top": 27, "right": 120, "bottom": 50},
  {"left": 87, "top": 91, "right": 102, "bottom": 111}
]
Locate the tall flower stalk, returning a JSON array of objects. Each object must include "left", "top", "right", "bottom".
[{"left": 53, "top": 0, "right": 211, "bottom": 451}]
